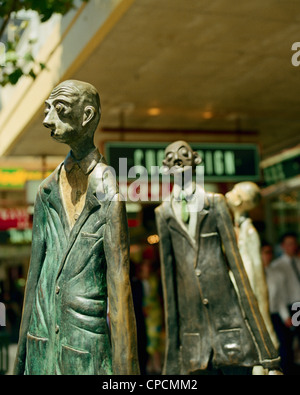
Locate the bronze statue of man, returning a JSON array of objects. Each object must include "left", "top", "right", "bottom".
[
  {"left": 14, "top": 80, "right": 140, "bottom": 375},
  {"left": 155, "top": 140, "right": 281, "bottom": 375},
  {"left": 226, "top": 182, "right": 279, "bottom": 354}
]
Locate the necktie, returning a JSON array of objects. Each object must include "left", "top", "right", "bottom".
[{"left": 180, "top": 191, "right": 190, "bottom": 223}]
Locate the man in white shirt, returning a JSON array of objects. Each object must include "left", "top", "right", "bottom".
[{"left": 268, "top": 232, "right": 300, "bottom": 374}]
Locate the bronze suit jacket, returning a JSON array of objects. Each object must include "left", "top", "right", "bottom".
[
  {"left": 155, "top": 192, "right": 280, "bottom": 374},
  {"left": 14, "top": 157, "right": 139, "bottom": 375}
]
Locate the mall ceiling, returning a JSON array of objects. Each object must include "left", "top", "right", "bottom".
[{"left": 8, "top": 0, "right": 300, "bottom": 159}]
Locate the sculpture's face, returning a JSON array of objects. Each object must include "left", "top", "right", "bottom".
[
  {"left": 226, "top": 184, "right": 249, "bottom": 210},
  {"left": 163, "top": 141, "right": 194, "bottom": 173},
  {"left": 43, "top": 84, "right": 84, "bottom": 144}
]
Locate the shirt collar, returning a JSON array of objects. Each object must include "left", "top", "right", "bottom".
[
  {"left": 236, "top": 214, "right": 249, "bottom": 227},
  {"left": 64, "top": 148, "right": 102, "bottom": 175},
  {"left": 173, "top": 181, "right": 197, "bottom": 201}
]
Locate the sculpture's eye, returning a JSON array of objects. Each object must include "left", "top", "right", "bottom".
[
  {"left": 166, "top": 152, "right": 173, "bottom": 161},
  {"left": 55, "top": 102, "right": 65, "bottom": 114},
  {"left": 44, "top": 107, "right": 50, "bottom": 115},
  {"left": 179, "top": 147, "right": 189, "bottom": 158}
]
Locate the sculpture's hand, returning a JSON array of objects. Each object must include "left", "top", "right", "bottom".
[{"left": 268, "top": 369, "right": 284, "bottom": 375}]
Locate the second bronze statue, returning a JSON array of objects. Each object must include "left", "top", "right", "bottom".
[{"left": 155, "top": 140, "right": 282, "bottom": 375}]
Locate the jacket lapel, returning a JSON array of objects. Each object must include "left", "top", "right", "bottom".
[
  {"left": 164, "top": 190, "right": 210, "bottom": 250},
  {"left": 194, "top": 194, "right": 210, "bottom": 249},
  {"left": 43, "top": 163, "right": 71, "bottom": 239},
  {"left": 164, "top": 199, "right": 196, "bottom": 250},
  {"left": 194, "top": 194, "right": 211, "bottom": 267}
]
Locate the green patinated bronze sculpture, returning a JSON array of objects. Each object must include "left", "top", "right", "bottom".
[
  {"left": 14, "top": 80, "right": 140, "bottom": 375},
  {"left": 155, "top": 141, "right": 282, "bottom": 375}
]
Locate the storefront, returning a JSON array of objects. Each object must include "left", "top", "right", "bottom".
[{"left": 261, "top": 145, "right": 300, "bottom": 248}]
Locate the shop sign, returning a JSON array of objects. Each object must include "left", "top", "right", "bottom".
[
  {"left": 0, "top": 208, "right": 30, "bottom": 230},
  {"left": 105, "top": 142, "right": 260, "bottom": 182},
  {"left": 0, "top": 229, "right": 32, "bottom": 245},
  {"left": 262, "top": 150, "right": 300, "bottom": 187},
  {"left": 0, "top": 168, "right": 51, "bottom": 189}
]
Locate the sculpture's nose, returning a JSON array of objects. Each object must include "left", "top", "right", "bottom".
[
  {"left": 43, "top": 120, "right": 53, "bottom": 129},
  {"left": 43, "top": 110, "right": 55, "bottom": 129}
]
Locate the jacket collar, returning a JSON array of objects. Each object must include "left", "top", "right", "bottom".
[
  {"left": 41, "top": 154, "right": 104, "bottom": 237},
  {"left": 163, "top": 188, "right": 210, "bottom": 249}
]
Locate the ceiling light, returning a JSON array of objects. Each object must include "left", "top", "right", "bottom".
[
  {"left": 148, "top": 108, "right": 161, "bottom": 116},
  {"left": 202, "top": 111, "right": 213, "bottom": 120}
]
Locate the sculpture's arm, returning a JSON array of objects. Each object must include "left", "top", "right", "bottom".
[
  {"left": 104, "top": 194, "right": 140, "bottom": 375},
  {"left": 13, "top": 189, "right": 46, "bottom": 375},
  {"left": 155, "top": 206, "right": 180, "bottom": 375},
  {"left": 215, "top": 194, "right": 280, "bottom": 370},
  {"left": 245, "top": 225, "right": 279, "bottom": 349}
]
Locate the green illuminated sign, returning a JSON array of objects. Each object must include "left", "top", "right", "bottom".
[
  {"left": 105, "top": 142, "right": 260, "bottom": 182},
  {"left": 263, "top": 152, "right": 300, "bottom": 186}
]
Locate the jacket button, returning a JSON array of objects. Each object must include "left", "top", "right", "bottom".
[
  {"left": 195, "top": 269, "right": 201, "bottom": 277},
  {"left": 203, "top": 298, "right": 209, "bottom": 306},
  {"left": 55, "top": 286, "right": 60, "bottom": 295},
  {"left": 55, "top": 325, "right": 60, "bottom": 334},
  {"left": 74, "top": 213, "right": 79, "bottom": 221}
]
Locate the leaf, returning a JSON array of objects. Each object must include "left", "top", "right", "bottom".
[
  {"left": 5, "top": 50, "right": 18, "bottom": 64},
  {"left": 8, "top": 67, "right": 23, "bottom": 84},
  {"left": 28, "top": 68, "right": 36, "bottom": 79},
  {"left": 23, "top": 52, "right": 34, "bottom": 62}
]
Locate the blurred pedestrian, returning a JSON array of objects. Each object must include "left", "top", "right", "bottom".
[
  {"left": 268, "top": 232, "right": 300, "bottom": 374},
  {"left": 261, "top": 241, "right": 275, "bottom": 269}
]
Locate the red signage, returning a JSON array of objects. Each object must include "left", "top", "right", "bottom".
[{"left": 0, "top": 208, "right": 30, "bottom": 230}]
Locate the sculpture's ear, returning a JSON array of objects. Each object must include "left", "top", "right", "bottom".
[
  {"left": 82, "top": 106, "right": 96, "bottom": 127},
  {"left": 193, "top": 151, "right": 202, "bottom": 166}
]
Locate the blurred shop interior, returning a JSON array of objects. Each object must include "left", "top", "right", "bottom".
[{"left": 0, "top": 0, "right": 300, "bottom": 375}]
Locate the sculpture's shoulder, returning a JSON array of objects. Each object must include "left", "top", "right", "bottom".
[
  {"left": 38, "top": 164, "right": 62, "bottom": 197},
  {"left": 243, "top": 218, "right": 257, "bottom": 236},
  {"left": 155, "top": 198, "right": 172, "bottom": 220},
  {"left": 210, "top": 192, "right": 225, "bottom": 203}
]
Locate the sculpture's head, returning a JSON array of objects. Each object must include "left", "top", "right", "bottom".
[
  {"left": 226, "top": 181, "right": 261, "bottom": 213},
  {"left": 162, "top": 140, "right": 202, "bottom": 174},
  {"left": 43, "top": 80, "right": 101, "bottom": 145}
]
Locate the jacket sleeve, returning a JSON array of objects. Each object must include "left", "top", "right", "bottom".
[
  {"left": 244, "top": 224, "right": 279, "bottom": 350},
  {"left": 155, "top": 206, "right": 180, "bottom": 375},
  {"left": 13, "top": 188, "right": 47, "bottom": 375},
  {"left": 104, "top": 194, "right": 140, "bottom": 375},
  {"left": 215, "top": 194, "right": 280, "bottom": 370}
]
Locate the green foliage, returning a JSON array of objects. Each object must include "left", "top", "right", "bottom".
[
  {"left": 0, "top": 0, "right": 89, "bottom": 86},
  {"left": 0, "top": 0, "right": 89, "bottom": 22}
]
